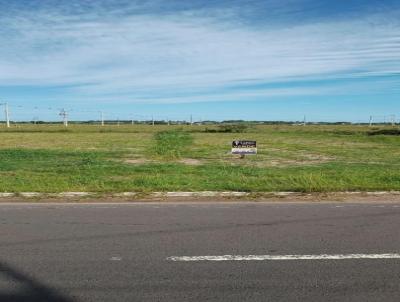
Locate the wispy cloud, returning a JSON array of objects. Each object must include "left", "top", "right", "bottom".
[{"left": 0, "top": 0, "right": 399, "bottom": 104}]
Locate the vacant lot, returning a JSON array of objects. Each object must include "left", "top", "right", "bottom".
[{"left": 0, "top": 124, "right": 399, "bottom": 193}]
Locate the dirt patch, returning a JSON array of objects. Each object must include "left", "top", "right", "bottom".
[
  {"left": 216, "top": 155, "right": 334, "bottom": 168},
  {"left": 266, "top": 155, "right": 334, "bottom": 167},
  {"left": 123, "top": 154, "right": 333, "bottom": 167},
  {"left": 124, "top": 158, "right": 204, "bottom": 166},
  {"left": 177, "top": 158, "right": 203, "bottom": 165},
  {"left": 124, "top": 158, "right": 153, "bottom": 164}
]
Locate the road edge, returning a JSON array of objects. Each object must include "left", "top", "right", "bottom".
[{"left": 0, "top": 191, "right": 400, "bottom": 203}]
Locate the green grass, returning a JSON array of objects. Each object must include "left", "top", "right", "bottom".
[
  {"left": 152, "top": 130, "right": 193, "bottom": 159},
  {"left": 0, "top": 124, "right": 400, "bottom": 192}
]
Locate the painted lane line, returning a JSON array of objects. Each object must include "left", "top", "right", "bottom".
[{"left": 167, "top": 253, "right": 400, "bottom": 261}]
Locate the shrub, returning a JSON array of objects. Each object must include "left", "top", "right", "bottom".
[
  {"left": 367, "top": 129, "right": 400, "bottom": 136},
  {"left": 204, "top": 124, "right": 249, "bottom": 133}
]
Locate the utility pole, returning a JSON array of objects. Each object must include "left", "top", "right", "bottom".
[
  {"left": 100, "top": 111, "right": 104, "bottom": 126},
  {"left": 59, "top": 109, "right": 68, "bottom": 127},
  {"left": 0, "top": 102, "right": 10, "bottom": 128},
  {"left": 190, "top": 114, "right": 193, "bottom": 125},
  {"left": 369, "top": 115, "right": 373, "bottom": 127},
  {"left": 152, "top": 115, "right": 154, "bottom": 126},
  {"left": 4, "top": 102, "right": 10, "bottom": 128},
  {"left": 303, "top": 115, "right": 306, "bottom": 126},
  {"left": 391, "top": 115, "right": 396, "bottom": 127}
]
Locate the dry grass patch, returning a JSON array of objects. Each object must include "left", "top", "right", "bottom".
[
  {"left": 124, "top": 158, "right": 154, "bottom": 165},
  {"left": 177, "top": 158, "right": 203, "bottom": 165}
]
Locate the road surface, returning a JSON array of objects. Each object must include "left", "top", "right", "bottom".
[{"left": 0, "top": 201, "right": 399, "bottom": 301}]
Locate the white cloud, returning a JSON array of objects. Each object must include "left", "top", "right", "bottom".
[{"left": 0, "top": 2, "right": 399, "bottom": 103}]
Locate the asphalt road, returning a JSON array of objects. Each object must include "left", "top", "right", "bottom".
[{"left": 0, "top": 201, "right": 400, "bottom": 301}]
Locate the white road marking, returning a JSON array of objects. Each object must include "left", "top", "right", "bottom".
[
  {"left": 167, "top": 253, "right": 400, "bottom": 261},
  {"left": 110, "top": 256, "right": 122, "bottom": 261}
]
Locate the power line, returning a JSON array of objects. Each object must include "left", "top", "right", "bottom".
[{"left": 59, "top": 109, "right": 68, "bottom": 127}]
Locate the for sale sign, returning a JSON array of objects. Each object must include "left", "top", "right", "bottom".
[{"left": 232, "top": 140, "right": 257, "bottom": 155}]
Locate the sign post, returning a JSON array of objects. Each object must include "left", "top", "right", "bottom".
[{"left": 231, "top": 140, "right": 257, "bottom": 158}]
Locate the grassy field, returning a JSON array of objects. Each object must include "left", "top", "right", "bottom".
[{"left": 0, "top": 123, "right": 399, "bottom": 193}]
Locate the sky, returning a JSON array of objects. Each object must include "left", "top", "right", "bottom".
[{"left": 0, "top": 0, "right": 399, "bottom": 122}]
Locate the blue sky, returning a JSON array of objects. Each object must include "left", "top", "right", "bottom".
[{"left": 0, "top": 0, "right": 399, "bottom": 122}]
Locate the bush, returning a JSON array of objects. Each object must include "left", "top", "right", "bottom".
[
  {"left": 367, "top": 129, "right": 400, "bottom": 136},
  {"left": 204, "top": 124, "right": 249, "bottom": 133}
]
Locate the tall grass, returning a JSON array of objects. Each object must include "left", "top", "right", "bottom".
[{"left": 152, "top": 130, "right": 193, "bottom": 159}]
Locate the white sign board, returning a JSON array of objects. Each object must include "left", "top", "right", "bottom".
[{"left": 232, "top": 140, "right": 257, "bottom": 155}]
